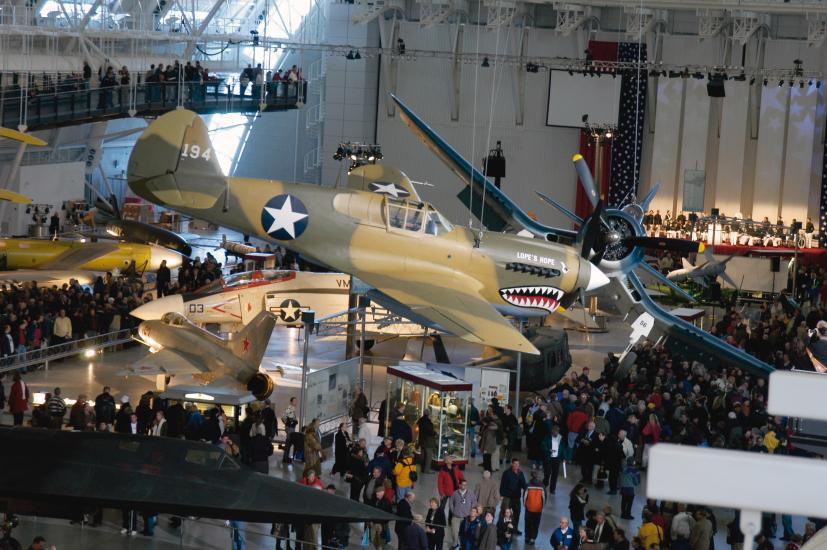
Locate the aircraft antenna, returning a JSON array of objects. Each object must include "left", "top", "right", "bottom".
[{"left": 467, "top": 0, "right": 483, "bottom": 230}]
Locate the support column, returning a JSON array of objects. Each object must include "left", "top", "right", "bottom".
[
  {"left": 514, "top": 25, "right": 529, "bottom": 126},
  {"left": 378, "top": 15, "right": 401, "bottom": 117},
  {"left": 450, "top": 23, "right": 464, "bottom": 122}
]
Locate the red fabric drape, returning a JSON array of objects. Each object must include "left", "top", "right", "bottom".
[
  {"left": 574, "top": 131, "right": 612, "bottom": 221},
  {"left": 573, "top": 40, "right": 619, "bottom": 223}
]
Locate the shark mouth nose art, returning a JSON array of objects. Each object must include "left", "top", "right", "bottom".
[{"left": 499, "top": 286, "right": 564, "bottom": 312}]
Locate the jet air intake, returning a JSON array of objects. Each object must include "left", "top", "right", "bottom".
[{"left": 246, "top": 372, "right": 274, "bottom": 400}]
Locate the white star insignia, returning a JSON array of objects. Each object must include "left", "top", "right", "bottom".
[
  {"left": 371, "top": 182, "right": 407, "bottom": 198},
  {"left": 264, "top": 196, "right": 308, "bottom": 238}
]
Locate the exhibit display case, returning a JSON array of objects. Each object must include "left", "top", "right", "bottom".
[{"left": 386, "top": 363, "right": 472, "bottom": 465}]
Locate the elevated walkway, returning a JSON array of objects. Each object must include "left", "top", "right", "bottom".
[{"left": 0, "top": 80, "right": 307, "bottom": 131}]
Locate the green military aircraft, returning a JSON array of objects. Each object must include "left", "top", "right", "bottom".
[{"left": 127, "top": 110, "right": 612, "bottom": 355}]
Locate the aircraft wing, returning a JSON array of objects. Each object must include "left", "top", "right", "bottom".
[
  {"left": 390, "top": 94, "right": 576, "bottom": 241},
  {"left": 41, "top": 242, "right": 120, "bottom": 271},
  {"left": 121, "top": 349, "right": 209, "bottom": 376},
  {"left": 0, "top": 270, "right": 95, "bottom": 287},
  {"left": 358, "top": 272, "right": 539, "bottom": 355}
]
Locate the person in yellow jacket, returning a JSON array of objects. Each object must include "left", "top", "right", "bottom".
[
  {"left": 637, "top": 510, "right": 664, "bottom": 550},
  {"left": 392, "top": 450, "right": 417, "bottom": 501},
  {"left": 763, "top": 427, "right": 779, "bottom": 453}
]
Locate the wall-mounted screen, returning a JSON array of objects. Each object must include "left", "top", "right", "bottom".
[{"left": 546, "top": 70, "right": 622, "bottom": 128}]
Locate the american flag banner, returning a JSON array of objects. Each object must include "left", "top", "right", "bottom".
[
  {"left": 608, "top": 42, "right": 648, "bottom": 207},
  {"left": 821, "top": 115, "right": 827, "bottom": 246}
]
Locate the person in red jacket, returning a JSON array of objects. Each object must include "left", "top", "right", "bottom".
[
  {"left": 300, "top": 469, "right": 325, "bottom": 490},
  {"left": 437, "top": 455, "right": 465, "bottom": 508},
  {"left": 9, "top": 372, "right": 30, "bottom": 425},
  {"left": 566, "top": 406, "right": 590, "bottom": 460}
]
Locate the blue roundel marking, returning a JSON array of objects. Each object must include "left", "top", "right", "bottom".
[{"left": 260, "top": 195, "right": 309, "bottom": 240}]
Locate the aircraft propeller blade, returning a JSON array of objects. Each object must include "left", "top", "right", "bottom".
[
  {"left": 535, "top": 191, "right": 584, "bottom": 225},
  {"left": 621, "top": 235, "right": 704, "bottom": 254},
  {"left": 637, "top": 261, "right": 696, "bottom": 303},
  {"left": 719, "top": 271, "right": 738, "bottom": 289},
  {"left": 572, "top": 154, "right": 600, "bottom": 209},
  {"left": 640, "top": 182, "right": 661, "bottom": 211},
  {"left": 580, "top": 201, "right": 605, "bottom": 260}
]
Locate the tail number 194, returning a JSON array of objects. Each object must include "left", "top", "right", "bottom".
[{"left": 181, "top": 143, "right": 212, "bottom": 161}]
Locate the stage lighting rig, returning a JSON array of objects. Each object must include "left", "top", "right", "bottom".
[{"left": 333, "top": 141, "right": 383, "bottom": 171}]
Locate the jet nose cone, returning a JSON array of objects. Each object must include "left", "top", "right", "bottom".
[
  {"left": 132, "top": 294, "right": 185, "bottom": 320},
  {"left": 585, "top": 262, "right": 611, "bottom": 291}
]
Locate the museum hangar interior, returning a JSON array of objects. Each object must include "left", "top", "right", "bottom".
[{"left": 0, "top": 0, "right": 824, "bottom": 549}]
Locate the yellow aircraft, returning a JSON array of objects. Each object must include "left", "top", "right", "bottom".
[
  {"left": 127, "top": 110, "right": 612, "bottom": 354},
  {"left": 0, "top": 238, "right": 183, "bottom": 286}
]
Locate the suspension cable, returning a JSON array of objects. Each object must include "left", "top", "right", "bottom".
[{"left": 467, "top": 0, "right": 483, "bottom": 230}]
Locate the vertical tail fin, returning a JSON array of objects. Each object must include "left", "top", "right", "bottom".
[
  {"left": 229, "top": 311, "right": 277, "bottom": 368},
  {"left": 127, "top": 109, "right": 226, "bottom": 210}
]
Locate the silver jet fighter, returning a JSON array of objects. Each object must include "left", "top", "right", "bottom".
[{"left": 124, "top": 310, "right": 279, "bottom": 400}]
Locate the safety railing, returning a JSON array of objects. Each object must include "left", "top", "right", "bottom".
[
  {"left": 0, "top": 328, "right": 135, "bottom": 374},
  {"left": 0, "top": 79, "right": 308, "bottom": 130},
  {"left": 314, "top": 306, "right": 427, "bottom": 339}
]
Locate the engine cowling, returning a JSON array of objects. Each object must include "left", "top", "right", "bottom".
[{"left": 246, "top": 372, "right": 274, "bottom": 400}]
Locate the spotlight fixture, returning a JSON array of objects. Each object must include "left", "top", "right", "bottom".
[
  {"left": 568, "top": 69, "right": 574, "bottom": 76},
  {"left": 346, "top": 50, "right": 354, "bottom": 60},
  {"left": 749, "top": 78, "right": 755, "bottom": 85},
  {"left": 733, "top": 73, "right": 746, "bottom": 82},
  {"left": 25, "top": 206, "right": 31, "bottom": 214},
  {"left": 778, "top": 80, "right": 784, "bottom": 87},
  {"left": 604, "top": 131, "right": 613, "bottom": 139},
  {"left": 648, "top": 69, "right": 659, "bottom": 77},
  {"left": 763, "top": 78, "right": 768, "bottom": 86},
  {"left": 525, "top": 62, "right": 539, "bottom": 73},
  {"left": 789, "top": 80, "right": 794, "bottom": 87},
  {"left": 809, "top": 80, "right": 813, "bottom": 86},
  {"left": 481, "top": 56, "right": 490, "bottom": 68},
  {"left": 668, "top": 70, "right": 682, "bottom": 78},
  {"left": 693, "top": 72, "right": 704, "bottom": 79},
  {"left": 800, "top": 80, "right": 805, "bottom": 89},
  {"left": 818, "top": 81, "right": 822, "bottom": 89},
  {"left": 354, "top": 50, "right": 361, "bottom": 60},
  {"left": 333, "top": 141, "right": 383, "bottom": 171}
]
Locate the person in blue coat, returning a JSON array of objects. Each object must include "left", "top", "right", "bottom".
[{"left": 550, "top": 517, "right": 576, "bottom": 550}]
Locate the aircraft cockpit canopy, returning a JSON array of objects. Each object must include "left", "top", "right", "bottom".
[
  {"left": 161, "top": 312, "right": 189, "bottom": 326},
  {"left": 189, "top": 270, "right": 295, "bottom": 298},
  {"left": 385, "top": 198, "right": 454, "bottom": 237}
]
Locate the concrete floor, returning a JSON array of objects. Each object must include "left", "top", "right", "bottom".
[{"left": 1, "top": 315, "right": 809, "bottom": 549}]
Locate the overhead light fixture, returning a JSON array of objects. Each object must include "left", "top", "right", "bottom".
[
  {"left": 346, "top": 50, "right": 354, "bottom": 60},
  {"left": 604, "top": 131, "right": 612, "bottom": 139},
  {"left": 354, "top": 50, "right": 361, "bottom": 60},
  {"left": 481, "top": 56, "right": 490, "bottom": 68}
]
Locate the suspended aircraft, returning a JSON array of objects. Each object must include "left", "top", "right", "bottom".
[
  {"left": 667, "top": 250, "right": 737, "bottom": 288},
  {"left": 0, "top": 237, "right": 182, "bottom": 287},
  {"left": 78, "top": 194, "right": 193, "bottom": 257},
  {"left": 123, "top": 310, "right": 280, "bottom": 399},
  {"left": 126, "top": 110, "right": 613, "bottom": 355},
  {"left": 386, "top": 94, "right": 773, "bottom": 378}
]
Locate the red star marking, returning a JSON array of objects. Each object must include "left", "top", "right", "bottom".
[{"left": 242, "top": 337, "right": 250, "bottom": 353}]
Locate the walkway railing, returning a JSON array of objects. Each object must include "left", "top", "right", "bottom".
[
  {"left": 0, "top": 80, "right": 307, "bottom": 131},
  {"left": 0, "top": 328, "right": 135, "bottom": 374}
]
